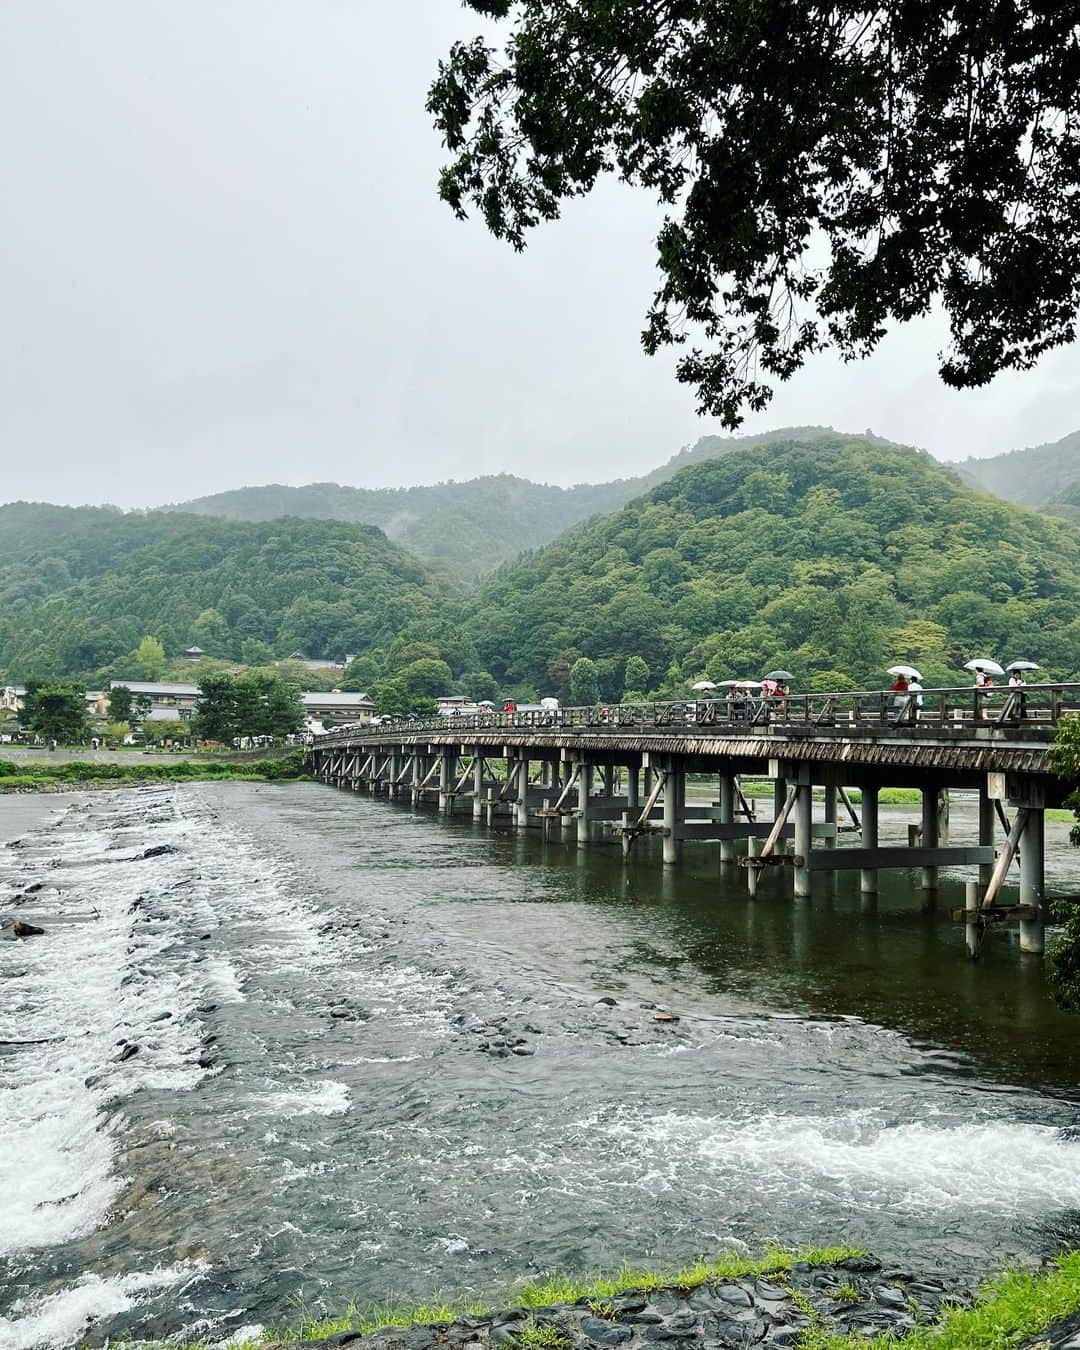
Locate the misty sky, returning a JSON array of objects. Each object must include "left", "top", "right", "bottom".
[{"left": 2, "top": 2, "right": 1077, "bottom": 509}]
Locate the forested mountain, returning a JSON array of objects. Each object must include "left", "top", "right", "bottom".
[
  {"left": 0, "top": 507, "right": 446, "bottom": 680},
  {"left": 1045, "top": 483, "right": 1080, "bottom": 524},
  {"left": 954, "top": 430, "right": 1080, "bottom": 510},
  {"left": 463, "top": 437, "right": 1080, "bottom": 700},
  {"left": 168, "top": 427, "right": 871, "bottom": 580},
  {"left": 6, "top": 431, "right": 1079, "bottom": 698}
]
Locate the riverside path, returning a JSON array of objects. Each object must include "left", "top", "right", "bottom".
[{"left": 308, "top": 683, "right": 1080, "bottom": 961}]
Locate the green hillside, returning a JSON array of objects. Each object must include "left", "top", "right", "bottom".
[
  {"left": 464, "top": 437, "right": 1080, "bottom": 700},
  {"left": 167, "top": 427, "right": 872, "bottom": 580},
  {"left": 0, "top": 507, "right": 447, "bottom": 681},
  {"left": 1045, "top": 483, "right": 1080, "bottom": 524},
  {"left": 954, "top": 430, "right": 1080, "bottom": 509}
]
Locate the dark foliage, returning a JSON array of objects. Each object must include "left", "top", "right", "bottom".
[
  {"left": 431, "top": 2, "right": 1080, "bottom": 425},
  {"left": 23, "top": 680, "right": 89, "bottom": 743}
]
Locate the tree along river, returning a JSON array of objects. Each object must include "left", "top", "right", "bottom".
[{"left": 3, "top": 782, "right": 1080, "bottom": 1350}]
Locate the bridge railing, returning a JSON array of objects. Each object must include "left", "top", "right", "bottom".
[{"left": 314, "top": 683, "right": 1080, "bottom": 746}]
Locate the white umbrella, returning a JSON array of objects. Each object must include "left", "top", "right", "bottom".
[
  {"left": 887, "top": 665, "right": 922, "bottom": 680},
  {"left": 719, "top": 679, "right": 763, "bottom": 688},
  {"left": 1006, "top": 660, "right": 1040, "bottom": 672},
  {"left": 691, "top": 680, "right": 718, "bottom": 691},
  {"left": 963, "top": 658, "right": 1005, "bottom": 676}
]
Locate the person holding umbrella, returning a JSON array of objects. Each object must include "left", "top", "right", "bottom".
[
  {"left": 1007, "top": 661, "right": 1039, "bottom": 719},
  {"left": 964, "top": 658, "right": 1004, "bottom": 720},
  {"left": 886, "top": 665, "right": 920, "bottom": 722}
]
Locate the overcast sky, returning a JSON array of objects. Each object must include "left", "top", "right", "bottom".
[{"left": 2, "top": 2, "right": 1077, "bottom": 509}]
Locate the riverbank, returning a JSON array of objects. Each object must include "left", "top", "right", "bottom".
[
  {"left": 184, "top": 1248, "right": 1080, "bottom": 1350},
  {"left": 0, "top": 751, "right": 307, "bottom": 791}
]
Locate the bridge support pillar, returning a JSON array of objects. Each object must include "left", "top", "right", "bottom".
[
  {"left": 822, "top": 784, "right": 838, "bottom": 886},
  {"left": 515, "top": 756, "right": 530, "bottom": 829},
  {"left": 921, "top": 788, "right": 940, "bottom": 893},
  {"left": 793, "top": 782, "right": 812, "bottom": 898},
  {"left": 1019, "top": 805, "right": 1046, "bottom": 955},
  {"left": 964, "top": 879, "right": 981, "bottom": 958},
  {"left": 439, "top": 750, "right": 454, "bottom": 814},
  {"left": 860, "top": 786, "right": 879, "bottom": 896},
  {"left": 979, "top": 785, "right": 996, "bottom": 888},
  {"left": 472, "top": 756, "right": 485, "bottom": 820},
  {"left": 719, "top": 775, "right": 736, "bottom": 862},
  {"left": 663, "top": 766, "right": 684, "bottom": 865},
  {"left": 576, "top": 761, "right": 594, "bottom": 848},
  {"left": 627, "top": 765, "right": 640, "bottom": 814}
]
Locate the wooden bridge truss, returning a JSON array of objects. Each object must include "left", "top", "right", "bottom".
[{"left": 309, "top": 684, "right": 1080, "bottom": 961}]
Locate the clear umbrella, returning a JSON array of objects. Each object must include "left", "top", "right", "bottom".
[
  {"left": 887, "top": 665, "right": 923, "bottom": 680},
  {"left": 964, "top": 658, "right": 1005, "bottom": 676},
  {"left": 1005, "top": 661, "right": 1040, "bottom": 673},
  {"left": 691, "top": 680, "right": 718, "bottom": 691}
]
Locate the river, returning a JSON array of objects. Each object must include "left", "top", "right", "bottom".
[{"left": 2, "top": 782, "right": 1080, "bottom": 1349}]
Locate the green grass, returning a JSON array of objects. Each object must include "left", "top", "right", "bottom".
[
  {"left": 252, "top": 1246, "right": 862, "bottom": 1348},
  {"left": 517, "top": 1326, "right": 572, "bottom": 1350},
  {"left": 133, "top": 1249, "right": 1080, "bottom": 1349},
  {"left": 0, "top": 751, "right": 308, "bottom": 791},
  {"left": 801, "top": 1250, "right": 1080, "bottom": 1348}
]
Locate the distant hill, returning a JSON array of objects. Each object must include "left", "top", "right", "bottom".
[
  {"left": 0, "top": 505, "right": 447, "bottom": 680},
  {"left": 167, "top": 426, "right": 878, "bottom": 581},
  {"left": 464, "top": 436, "right": 1080, "bottom": 699},
  {"left": 1044, "top": 481, "right": 1080, "bottom": 524},
  {"left": 954, "top": 430, "right": 1080, "bottom": 509}
]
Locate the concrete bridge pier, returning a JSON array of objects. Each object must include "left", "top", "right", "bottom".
[
  {"left": 719, "top": 774, "right": 736, "bottom": 862},
  {"left": 439, "top": 749, "right": 454, "bottom": 814},
  {"left": 1015, "top": 785, "right": 1047, "bottom": 955},
  {"left": 921, "top": 788, "right": 941, "bottom": 895},
  {"left": 515, "top": 755, "right": 531, "bottom": 829},
  {"left": 860, "top": 786, "right": 879, "bottom": 896},
  {"left": 626, "top": 765, "right": 640, "bottom": 815},
  {"left": 979, "top": 785, "right": 996, "bottom": 888},
  {"left": 793, "top": 779, "right": 813, "bottom": 898},
  {"left": 576, "top": 760, "right": 594, "bottom": 848},
  {"left": 663, "top": 764, "right": 684, "bottom": 865},
  {"left": 472, "top": 754, "right": 485, "bottom": 819}
]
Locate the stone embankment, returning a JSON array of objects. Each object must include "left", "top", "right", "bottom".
[{"left": 271, "top": 1258, "right": 970, "bottom": 1350}]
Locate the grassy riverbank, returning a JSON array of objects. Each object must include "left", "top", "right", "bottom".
[
  {"left": 803, "top": 1250, "right": 1080, "bottom": 1347},
  {"left": 190, "top": 1247, "right": 1080, "bottom": 1350},
  {"left": 0, "top": 751, "right": 308, "bottom": 791},
  {"left": 285, "top": 1245, "right": 861, "bottom": 1342},
  {"left": 161, "top": 1246, "right": 1080, "bottom": 1349}
]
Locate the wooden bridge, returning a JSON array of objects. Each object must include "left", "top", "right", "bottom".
[{"left": 308, "top": 683, "right": 1080, "bottom": 959}]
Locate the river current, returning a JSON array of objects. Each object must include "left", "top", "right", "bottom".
[{"left": 3, "top": 782, "right": 1080, "bottom": 1349}]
